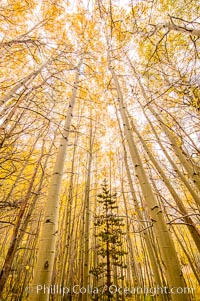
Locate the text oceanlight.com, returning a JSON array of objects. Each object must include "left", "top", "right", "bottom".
[{"left": 26, "top": 284, "right": 194, "bottom": 296}]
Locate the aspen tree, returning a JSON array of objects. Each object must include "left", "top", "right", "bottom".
[
  {"left": 172, "top": 228, "right": 200, "bottom": 286},
  {"left": 116, "top": 107, "right": 165, "bottom": 298},
  {"left": 127, "top": 58, "right": 200, "bottom": 193},
  {"left": 107, "top": 52, "right": 190, "bottom": 301},
  {"left": 154, "top": 23, "right": 200, "bottom": 38},
  {"left": 2, "top": 133, "right": 42, "bottom": 204},
  {"left": 59, "top": 134, "right": 79, "bottom": 299},
  {"left": 63, "top": 112, "right": 86, "bottom": 299},
  {"left": 123, "top": 152, "right": 168, "bottom": 301},
  {"left": 18, "top": 134, "right": 56, "bottom": 245},
  {"left": 82, "top": 118, "right": 96, "bottom": 301},
  {"left": 0, "top": 141, "right": 45, "bottom": 298},
  {"left": 130, "top": 119, "right": 200, "bottom": 252},
  {"left": 29, "top": 58, "right": 83, "bottom": 301},
  {"left": 0, "top": 61, "right": 50, "bottom": 110},
  {"left": 148, "top": 106, "right": 200, "bottom": 192},
  {"left": 137, "top": 104, "right": 200, "bottom": 208},
  {"left": 120, "top": 181, "right": 142, "bottom": 301},
  {"left": 57, "top": 104, "right": 84, "bottom": 291}
]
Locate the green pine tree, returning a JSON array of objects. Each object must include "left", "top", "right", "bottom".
[{"left": 90, "top": 180, "right": 127, "bottom": 301}]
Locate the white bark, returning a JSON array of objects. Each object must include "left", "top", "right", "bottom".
[
  {"left": 108, "top": 55, "right": 190, "bottom": 301},
  {"left": 0, "top": 62, "right": 48, "bottom": 110},
  {"left": 141, "top": 107, "right": 200, "bottom": 207},
  {"left": 127, "top": 57, "right": 200, "bottom": 193},
  {"left": 156, "top": 23, "right": 200, "bottom": 37},
  {"left": 131, "top": 119, "right": 200, "bottom": 252},
  {"left": 29, "top": 58, "right": 83, "bottom": 301}
]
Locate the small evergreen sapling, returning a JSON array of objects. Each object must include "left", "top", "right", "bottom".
[{"left": 90, "top": 180, "right": 127, "bottom": 301}]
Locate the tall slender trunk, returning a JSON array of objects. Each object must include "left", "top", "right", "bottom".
[
  {"left": 116, "top": 108, "right": 166, "bottom": 299},
  {"left": 29, "top": 58, "right": 83, "bottom": 301},
  {"left": 116, "top": 104, "right": 168, "bottom": 301},
  {"left": 82, "top": 119, "right": 96, "bottom": 301},
  {"left": 108, "top": 54, "right": 190, "bottom": 301},
  {"left": 59, "top": 132, "right": 79, "bottom": 301},
  {"left": 138, "top": 105, "right": 200, "bottom": 208},
  {"left": 130, "top": 119, "right": 200, "bottom": 252},
  {"left": 124, "top": 150, "right": 168, "bottom": 301},
  {"left": 18, "top": 132, "right": 57, "bottom": 246},
  {"left": 104, "top": 200, "right": 112, "bottom": 301},
  {"left": 127, "top": 57, "right": 200, "bottom": 193},
  {"left": 0, "top": 60, "right": 49, "bottom": 110},
  {"left": 120, "top": 181, "right": 142, "bottom": 301},
  {"left": 0, "top": 144, "right": 44, "bottom": 298},
  {"left": 172, "top": 227, "right": 200, "bottom": 286},
  {"left": 150, "top": 106, "right": 200, "bottom": 191},
  {"left": 3, "top": 131, "right": 44, "bottom": 204}
]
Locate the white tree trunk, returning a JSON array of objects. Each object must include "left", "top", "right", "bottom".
[
  {"left": 108, "top": 55, "right": 190, "bottom": 301},
  {"left": 155, "top": 23, "right": 200, "bottom": 37},
  {"left": 29, "top": 58, "right": 83, "bottom": 301}
]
